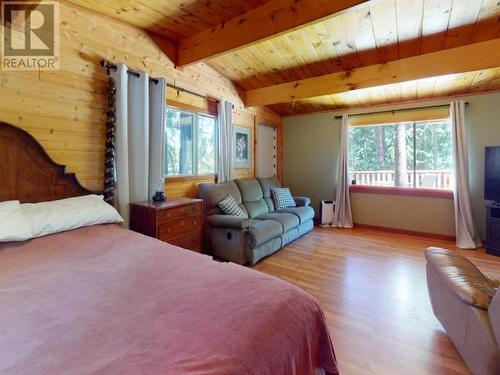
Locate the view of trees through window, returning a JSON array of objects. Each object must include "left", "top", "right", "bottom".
[
  {"left": 165, "top": 107, "right": 216, "bottom": 177},
  {"left": 198, "top": 115, "right": 216, "bottom": 175},
  {"left": 348, "top": 120, "right": 452, "bottom": 190}
]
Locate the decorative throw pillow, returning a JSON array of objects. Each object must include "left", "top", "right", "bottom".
[
  {"left": 218, "top": 195, "right": 248, "bottom": 218},
  {"left": 271, "top": 187, "right": 296, "bottom": 210}
]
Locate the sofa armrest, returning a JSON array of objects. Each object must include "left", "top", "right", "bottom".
[
  {"left": 425, "top": 247, "right": 495, "bottom": 309},
  {"left": 490, "top": 290, "right": 500, "bottom": 347},
  {"left": 485, "top": 272, "right": 500, "bottom": 288},
  {"left": 293, "top": 196, "right": 311, "bottom": 207},
  {"left": 207, "top": 215, "right": 252, "bottom": 229}
]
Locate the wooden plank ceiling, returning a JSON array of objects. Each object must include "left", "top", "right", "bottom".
[
  {"left": 66, "top": 0, "right": 272, "bottom": 40},
  {"left": 66, "top": 0, "right": 500, "bottom": 115}
]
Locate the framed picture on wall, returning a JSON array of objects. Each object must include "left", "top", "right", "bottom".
[{"left": 233, "top": 126, "right": 252, "bottom": 169}]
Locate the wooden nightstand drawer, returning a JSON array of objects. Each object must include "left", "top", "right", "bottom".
[
  {"left": 159, "top": 214, "right": 201, "bottom": 240},
  {"left": 158, "top": 203, "right": 201, "bottom": 223},
  {"left": 168, "top": 231, "right": 202, "bottom": 252},
  {"left": 130, "top": 198, "right": 204, "bottom": 253}
]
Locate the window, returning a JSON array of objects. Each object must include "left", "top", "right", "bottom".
[
  {"left": 165, "top": 107, "right": 216, "bottom": 177},
  {"left": 348, "top": 120, "right": 452, "bottom": 191}
]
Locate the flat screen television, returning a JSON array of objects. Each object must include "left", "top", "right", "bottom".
[{"left": 485, "top": 146, "right": 500, "bottom": 202}]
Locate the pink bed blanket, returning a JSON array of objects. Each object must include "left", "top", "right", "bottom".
[{"left": 0, "top": 224, "right": 338, "bottom": 374}]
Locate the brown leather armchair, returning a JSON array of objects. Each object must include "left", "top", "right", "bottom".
[{"left": 425, "top": 247, "right": 500, "bottom": 375}]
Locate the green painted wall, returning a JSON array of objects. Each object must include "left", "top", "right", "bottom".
[
  {"left": 283, "top": 92, "right": 500, "bottom": 238},
  {"left": 350, "top": 193, "right": 454, "bottom": 236},
  {"left": 283, "top": 112, "right": 339, "bottom": 214}
]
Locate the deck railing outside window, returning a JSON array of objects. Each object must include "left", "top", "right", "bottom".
[
  {"left": 349, "top": 170, "right": 452, "bottom": 190},
  {"left": 348, "top": 119, "right": 452, "bottom": 191}
]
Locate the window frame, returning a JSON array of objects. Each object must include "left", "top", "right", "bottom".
[
  {"left": 350, "top": 185, "right": 453, "bottom": 199},
  {"left": 197, "top": 113, "right": 218, "bottom": 176},
  {"left": 348, "top": 118, "right": 453, "bottom": 199},
  {"left": 165, "top": 105, "right": 217, "bottom": 180}
]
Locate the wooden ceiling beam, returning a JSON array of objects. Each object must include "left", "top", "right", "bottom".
[
  {"left": 245, "top": 38, "right": 500, "bottom": 106},
  {"left": 177, "top": 0, "right": 369, "bottom": 67},
  {"left": 147, "top": 32, "right": 178, "bottom": 65}
]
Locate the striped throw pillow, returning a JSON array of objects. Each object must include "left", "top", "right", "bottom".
[
  {"left": 271, "top": 187, "right": 296, "bottom": 210},
  {"left": 218, "top": 194, "right": 248, "bottom": 218}
]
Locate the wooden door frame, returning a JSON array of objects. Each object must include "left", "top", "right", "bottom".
[{"left": 254, "top": 115, "right": 283, "bottom": 182}]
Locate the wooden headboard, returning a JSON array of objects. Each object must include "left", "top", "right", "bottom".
[{"left": 0, "top": 121, "right": 99, "bottom": 203}]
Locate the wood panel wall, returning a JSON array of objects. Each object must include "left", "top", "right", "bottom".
[{"left": 0, "top": 1, "right": 282, "bottom": 199}]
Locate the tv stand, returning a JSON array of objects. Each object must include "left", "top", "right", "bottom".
[{"left": 486, "top": 204, "right": 500, "bottom": 256}]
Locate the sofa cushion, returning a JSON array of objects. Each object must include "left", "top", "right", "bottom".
[
  {"left": 218, "top": 195, "right": 248, "bottom": 218},
  {"left": 258, "top": 177, "right": 282, "bottom": 212},
  {"left": 244, "top": 201, "right": 270, "bottom": 219},
  {"left": 236, "top": 178, "right": 264, "bottom": 201},
  {"left": 235, "top": 178, "right": 269, "bottom": 218},
  {"left": 245, "top": 219, "right": 283, "bottom": 249},
  {"left": 256, "top": 212, "right": 299, "bottom": 233},
  {"left": 198, "top": 181, "right": 247, "bottom": 217},
  {"left": 279, "top": 206, "right": 314, "bottom": 224}
]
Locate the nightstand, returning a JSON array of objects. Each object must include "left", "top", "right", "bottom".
[{"left": 130, "top": 198, "right": 204, "bottom": 253}]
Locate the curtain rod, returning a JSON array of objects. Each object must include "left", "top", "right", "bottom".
[
  {"left": 100, "top": 60, "right": 220, "bottom": 103},
  {"left": 333, "top": 102, "right": 469, "bottom": 120},
  {"left": 165, "top": 83, "right": 220, "bottom": 104}
]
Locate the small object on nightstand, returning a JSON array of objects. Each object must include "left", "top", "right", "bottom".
[
  {"left": 129, "top": 198, "right": 203, "bottom": 253},
  {"left": 152, "top": 191, "right": 166, "bottom": 202}
]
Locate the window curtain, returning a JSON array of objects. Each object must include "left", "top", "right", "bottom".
[
  {"left": 450, "top": 100, "right": 481, "bottom": 249},
  {"left": 110, "top": 64, "right": 166, "bottom": 227},
  {"left": 332, "top": 114, "right": 353, "bottom": 228},
  {"left": 217, "top": 99, "right": 233, "bottom": 183}
]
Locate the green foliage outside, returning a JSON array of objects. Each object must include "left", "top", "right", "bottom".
[
  {"left": 348, "top": 121, "right": 452, "bottom": 172},
  {"left": 198, "top": 115, "right": 216, "bottom": 175},
  {"left": 165, "top": 108, "right": 216, "bottom": 176},
  {"left": 165, "top": 109, "right": 194, "bottom": 176}
]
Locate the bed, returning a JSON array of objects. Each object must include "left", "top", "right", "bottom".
[{"left": 0, "top": 121, "right": 338, "bottom": 374}]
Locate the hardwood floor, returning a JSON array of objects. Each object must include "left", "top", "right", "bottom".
[{"left": 253, "top": 227, "right": 500, "bottom": 375}]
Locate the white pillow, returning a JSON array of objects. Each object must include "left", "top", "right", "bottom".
[
  {"left": 0, "top": 200, "right": 33, "bottom": 242},
  {"left": 21, "top": 195, "right": 124, "bottom": 238}
]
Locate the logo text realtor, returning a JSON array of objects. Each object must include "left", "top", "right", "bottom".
[{"left": 1, "top": 1, "right": 60, "bottom": 71}]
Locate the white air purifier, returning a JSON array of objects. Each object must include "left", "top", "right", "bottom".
[{"left": 319, "top": 200, "right": 335, "bottom": 227}]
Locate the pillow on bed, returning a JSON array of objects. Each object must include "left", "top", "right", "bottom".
[
  {"left": 21, "top": 195, "right": 124, "bottom": 238},
  {"left": 0, "top": 200, "right": 33, "bottom": 242}
]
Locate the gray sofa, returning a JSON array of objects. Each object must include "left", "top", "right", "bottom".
[
  {"left": 425, "top": 247, "right": 500, "bottom": 375},
  {"left": 198, "top": 177, "right": 314, "bottom": 265}
]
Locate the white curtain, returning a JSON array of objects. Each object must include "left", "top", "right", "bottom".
[
  {"left": 149, "top": 77, "right": 167, "bottom": 199},
  {"left": 217, "top": 99, "right": 233, "bottom": 183},
  {"left": 332, "top": 114, "right": 353, "bottom": 228},
  {"left": 110, "top": 64, "right": 166, "bottom": 227},
  {"left": 451, "top": 100, "right": 482, "bottom": 248}
]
